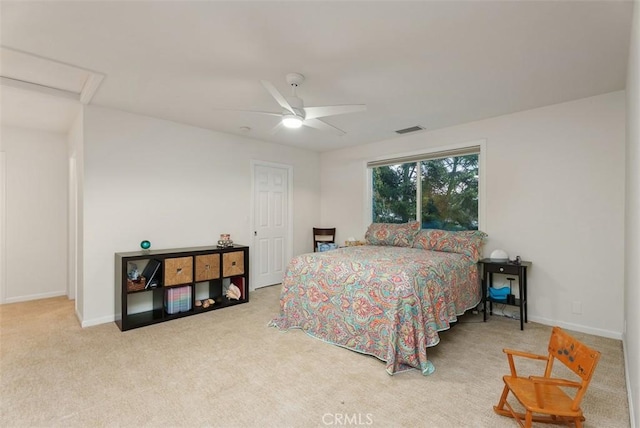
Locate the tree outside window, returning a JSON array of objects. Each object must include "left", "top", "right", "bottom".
[
  {"left": 371, "top": 154, "right": 478, "bottom": 230},
  {"left": 372, "top": 163, "right": 417, "bottom": 223}
]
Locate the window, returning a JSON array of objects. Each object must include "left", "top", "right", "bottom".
[
  {"left": 372, "top": 163, "right": 417, "bottom": 223},
  {"left": 369, "top": 147, "right": 480, "bottom": 231}
]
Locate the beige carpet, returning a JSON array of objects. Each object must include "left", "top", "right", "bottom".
[{"left": 0, "top": 285, "right": 630, "bottom": 427}]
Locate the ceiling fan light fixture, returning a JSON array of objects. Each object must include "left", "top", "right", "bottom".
[{"left": 282, "top": 114, "right": 303, "bottom": 129}]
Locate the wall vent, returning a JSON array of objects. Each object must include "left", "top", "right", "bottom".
[{"left": 395, "top": 125, "right": 425, "bottom": 135}]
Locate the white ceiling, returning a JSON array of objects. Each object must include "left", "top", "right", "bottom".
[{"left": 0, "top": 1, "right": 634, "bottom": 152}]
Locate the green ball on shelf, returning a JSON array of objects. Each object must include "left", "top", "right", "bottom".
[{"left": 140, "top": 240, "right": 151, "bottom": 250}]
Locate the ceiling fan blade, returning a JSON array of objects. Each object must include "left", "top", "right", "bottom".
[
  {"left": 260, "top": 80, "right": 295, "bottom": 115},
  {"left": 303, "top": 118, "right": 346, "bottom": 136},
  {"left": 303, "top": 104, "right": 366, "bottom": 120}
]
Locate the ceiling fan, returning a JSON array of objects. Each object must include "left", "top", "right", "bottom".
[{"left": 238, "top": 73, "right": 366, "bottom": 136}]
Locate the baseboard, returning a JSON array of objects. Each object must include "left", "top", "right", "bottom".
[
  {"left": 528, "top": 315, "right": 623, "bottom": 340},
  {"left": 80, "top": 314, "right": 115, "bottom": 328},
  {"left": 3, "top": 290, "right": 67, "bottom": 304}
]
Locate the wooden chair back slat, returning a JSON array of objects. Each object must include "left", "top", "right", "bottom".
[
  {"left": 313, "top": 227, "right": 336, "bottom": 252},
  {"left": 548, "top": 326, "right": 601, "bottom": 382}
]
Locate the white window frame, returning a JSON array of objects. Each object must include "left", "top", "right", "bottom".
[{"left": 363, "top": 139, "right": 486, "bottom": 233}]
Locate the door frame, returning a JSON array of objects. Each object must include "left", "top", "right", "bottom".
[
  {"left": 249, "top": 160, "right": 293, "bottom": 290},
  {"left": 68, "top": 155, "right": 77, "bottom": 300}
]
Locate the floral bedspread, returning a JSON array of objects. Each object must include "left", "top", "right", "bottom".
[{"left": 269, "top": 245, "right": 481, "bottom": 375}]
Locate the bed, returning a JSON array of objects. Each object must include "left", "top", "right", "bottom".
[{"left": 269, "top": 223, "right": 487, "bottom": 375}]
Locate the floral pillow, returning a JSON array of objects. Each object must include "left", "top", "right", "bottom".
[
  {"left": 365, "top": 221, "right": 421, "bottom": 247},
  {"left": 412, "top": 229, "right": 487, "bottom": 261}
]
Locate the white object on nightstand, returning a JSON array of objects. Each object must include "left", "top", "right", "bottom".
[{"left": 490, "top": 249, "right": 509, "bottom": 261}]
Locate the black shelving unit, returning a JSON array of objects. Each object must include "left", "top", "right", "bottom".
[{"left": 115, "top": 245, "right": 249, "bottom": 331}]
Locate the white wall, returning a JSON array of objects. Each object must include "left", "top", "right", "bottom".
[
  {"left": 624, "top": 2, "right": 639, "bottom": 426},
  {"left": 0, "top": 145, "right": 5, "bottom": 303},
  {"left": 80, "top": 105, "right": 320, "bottom": 326},
  {"left": 0, "top": 126, "right": 68, "bottom": 302},
  {"left": 321, "top": 91, "right": 626, "bottom": 339}
]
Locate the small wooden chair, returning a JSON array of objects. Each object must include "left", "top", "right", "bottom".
[
  {"left": 494, "top": 326, "right": 601, "bottom": 428},
  {"left": 313, "top": 227, "right": 336, "bottom": 252}
]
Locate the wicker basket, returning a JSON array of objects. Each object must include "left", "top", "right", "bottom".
[
  {"left": 127, "top": 277, "right": 146, "bottom": 292},
  {"left": 164, "top": 256, "right": 193, "bottom": 286},
  {"left": 222, "top": 251, "right": 244, "bottom": 276},
  {"left": 196, "top": 254, "right": 220, "bottom": 281}
]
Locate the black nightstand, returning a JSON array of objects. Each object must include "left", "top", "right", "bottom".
[{"left": 479, "top": 258, "right": 532, "bottom": 330}]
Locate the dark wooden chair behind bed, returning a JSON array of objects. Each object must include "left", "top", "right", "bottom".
[{"left": 313, "top": 227, "right": 336, "bottom": 252}]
